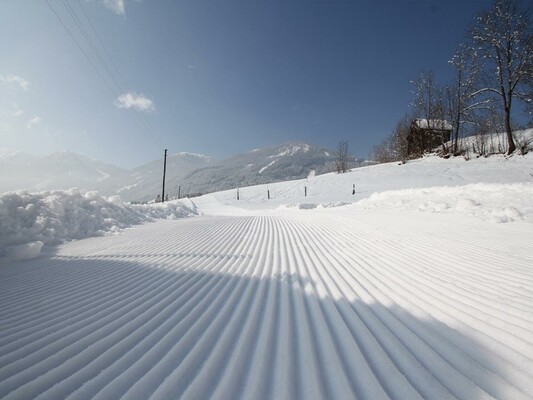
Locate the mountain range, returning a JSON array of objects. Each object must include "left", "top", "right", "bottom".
[{"left": 0, "top": 142, "right": 357, "bottom": 202}]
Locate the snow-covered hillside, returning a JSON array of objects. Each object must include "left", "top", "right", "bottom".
[
  {"left": 0, "top": 142, "right": 342, "bottom": 202},
  {"left": 0, "top": 150, "right": 130, "bottom": 196},
  {"left": 113, "top": 142, "right": 341, "bottom": 202},
  {"left": 171, "top": 142, "right": 340, "bottom": 200},
  {"left": 194, "top": 152, "right": 533, "bottom": 222},
  {"left": 1, "top": 153, "right": 532, "bottom": 399},
  {"left": 2, "top": 153, "right": 532, "bottom": 260},
  {"left": 115, "top": 151, "right": 213, "bottom": 201}
]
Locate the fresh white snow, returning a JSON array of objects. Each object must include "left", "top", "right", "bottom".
[
  {"left": 356, "top": 183, "right": 533, "bottom": 223},
  {"left": 0, "top": 189, "right": 196, "bottom": 260},
  {"left": 258, "top": 159, "right": 278, "bottom": 174},
  {"left": 268, "top": 143, "right": 310, "bottom": 158},
  {"left": 1, "top": 153, "right": 533, "bottom": 399},
  {"left": 414, "top": 118, "right": 453, "bottom": 130}
]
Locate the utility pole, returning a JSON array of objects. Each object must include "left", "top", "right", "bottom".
[{"left": 161, "top": 149, "right": 167, "bottom": 203}]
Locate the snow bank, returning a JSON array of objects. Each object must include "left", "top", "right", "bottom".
[
  {"left": 449, "top": 127, "right": 533, "bottom": 155},
  {"left": 5, "top": 241, "right": 44, "bottom": 261},
  {"left": 278, "top": 201, "right": 350, "bottom": 210},
  {"left": 355, "top": 183, "right": 533, "bottom": 223},
  {"left": 0, "top": 189, "right": 196, "bottom": 260}
]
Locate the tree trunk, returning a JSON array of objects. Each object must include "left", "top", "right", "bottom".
[
  {"left": 504, "top": 107, "right": 515, "bottom": 154},
  {"left": 453, "top": 114, "right": 460, "bottom": 155},
  {"left": 453, "top": 129, "right": 458, "bottom": 154}
]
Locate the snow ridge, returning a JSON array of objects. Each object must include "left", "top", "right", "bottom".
[
  {"left": 0, "top": 215, "right": 531, "bottom": 398},
  {"left": 356, "top": 182, "right": 533, "bottom": 223},
  {"left": 0, "top": 189, "right": 196, "bottom": 260}
]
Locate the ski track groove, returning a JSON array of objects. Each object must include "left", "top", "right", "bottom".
[
  {"left": 1, "top": 214, "right": 532, "bottom": 399},
  {"left": 292, "top": 217, "right": 498, "bottom": 398},
  {"left": 282, "top": 217, "right": 427, "bottom": 400},
  {"left": 306, "top": 217, "right": 533, "bottom": 366},
  {"left": 309, "top": 214, "right": 533, "bottom": 335},
  {"left": 297, "top": 214, "right": 533, "bottom": 395}
]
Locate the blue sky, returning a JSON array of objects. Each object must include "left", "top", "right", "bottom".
[{"left": 1, "top": 0, "right": 493, "bottom": 168}]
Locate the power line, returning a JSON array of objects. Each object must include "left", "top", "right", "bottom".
[
  {"left": 77, "top": 0, "right": 128, "bottom": 90},
  {"left": 70, "top": 1, "right": 162, "bottom": 144},
  {"left": 45, "top": 0, "right": 115, "bottom": 93},
  {"left": 76, "top": 0, "right": 161, "bottom": 144},
  {"left": 62, "top": 0, "right": 122, "bottom": 93},
  {"left": 44, "top": 0, "right": 163, "bottom": 147}
]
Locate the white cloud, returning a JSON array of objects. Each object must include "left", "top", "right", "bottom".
[
  {"left": 27, "top": 115, "right": 42, "bottom": 129},
  {"left": 103, "top": 0, "right": 125, "bottom": 15},
  {"left": 114, "top": 92, "right": 155, "bottom": 112},
  {"left": 0, "top": 75, "right": 30, "bottom": 91}
]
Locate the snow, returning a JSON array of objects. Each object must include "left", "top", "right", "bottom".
[
  {"left": 415, "top": 118, "right": 453, "bottom": 130},
  {"left": 5, "top": 241, "right": 43, "bottom": 261},
  {"left": 0, "top": 188, "right": 196, "bottom": 260},
  {"left": 356, "top": 183, "right": 533, "bottom": 223},
  {"left": 258, "top": 159, "right": 278, "bottom": 174},
  {"left": 1, "top": 152, "right": 533, "bottom": 399},
  {"left": 268, "top": 144, "right": 310, "bottom": 158},
  {"left": 0, "top": 142, "right": 335, "bottom": 202},
  {"left": 176, "top": 151, "right": 212, "bottom": 160},
  {"left": 455, "top": 127, "right": 533, "bottom": 156},
  {"left": 96, "top": 169, "right": 110, "bottom": 182},
  {"left": 116, "top": 182, "right": 139, "bottom": 193},
  {"left": 192, "top": 152, "right": 533, "bottom": 216}
]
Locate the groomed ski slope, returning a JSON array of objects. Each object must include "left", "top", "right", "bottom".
[{"left": 1, "top": 154, "right": 533, "bottom": 399}]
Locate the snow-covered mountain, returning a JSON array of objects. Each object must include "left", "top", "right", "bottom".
[
  {"left": 115, "top": 152, "right": 214, "bottom": 201},
  {"left": 172, "top": 142, "right": 340, "bottom": 197},
  {"left": 108, "top": 142, "right": 342, "bottom": 202},
  {"left": 0, "top": 150, "right": 129, "bottom": 195},
  {"left": 0, "top": 142, "right": 346, "bottom": 202}
]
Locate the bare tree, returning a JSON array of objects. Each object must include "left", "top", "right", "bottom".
[
  {"left": 447, "top": 44, "right": 492, "bottom": 155},
  {"left": 370, "top": 115, "right": 411, "bottom": 164},
  {"left": 392, "top": 115, "right": 411, "bottom": 163},
  {"left": 411, "top": 71, "right": 439, "bottom": 122},
  {"left": 469, "top": 108, "right": 505, "bottom": 156},
  {"left": 335, "top": 141, "right": 349, "bottom": 173},
  {"left": 411, "top": 71, "right": 449, "bottom": 153},
  {"left": 469, "top": 0, "right": 533, "bottom": 154},
  {"left": 524, "top": 63, "right": 533, "bottom": 120}
]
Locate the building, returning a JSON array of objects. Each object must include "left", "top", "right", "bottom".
[{"left": 407, "top": 118, "right": 452, "bottom": 157}]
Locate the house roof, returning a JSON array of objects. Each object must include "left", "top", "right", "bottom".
[{"left": 414, "top": 119, "right": 452, "bottom": 131}]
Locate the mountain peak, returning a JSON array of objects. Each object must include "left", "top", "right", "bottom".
[{"left": 269, "top": 143, "right": 311, "bottom": 158}]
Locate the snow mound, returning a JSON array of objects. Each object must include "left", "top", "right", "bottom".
[
  {"left": 0, "top": 189, "right": 196, "bottom": 260},
  {"left": 133, "top": 200, "right": 198, "bottom": 220},
  {"left": 318, "top": 201, "right": 351, "bottom": 208},
  {"left": 355, "top": 183, "right": 533, "bottom": 223},
  {"left": 279, "top": 201, "right": 351, "bottom": 210},
  {"left": 5, "top": 241, "right": 44, "bottom": 261},
  {"left": 278, "top": 203, "right": 318, "bottom": 210}
]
